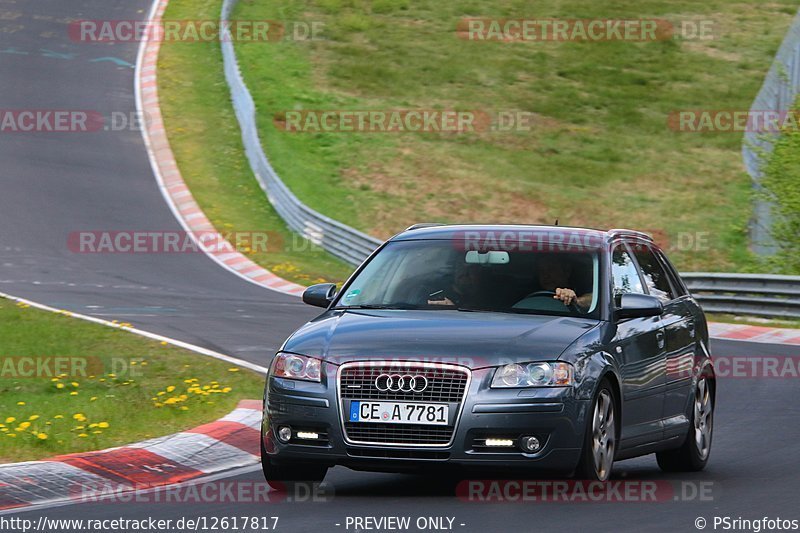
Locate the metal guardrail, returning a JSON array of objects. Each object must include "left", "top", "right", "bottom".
[
  {"left": 220, "top": 0, "right": 382, "bottom": 267},
  {"left": 682, "top": 273, "right": 800, "bottom": 319},
  {"left": 742, "top": 9, "right": 800, "bottom": 255}
]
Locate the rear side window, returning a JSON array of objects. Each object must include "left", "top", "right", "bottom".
[
  {"left": 611, "top": 246, "right": 644, "bottom": 299},
  {"left": 631, "top": 246, "right": 675, "bottom": 302}
]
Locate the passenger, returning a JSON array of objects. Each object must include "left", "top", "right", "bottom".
[{"left": 427, "top": 261, "right": 486, "bottom": 307}]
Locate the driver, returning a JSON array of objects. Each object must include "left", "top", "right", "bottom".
[{"left": 533, "top": 255, "right": 593, "bottom": 309}]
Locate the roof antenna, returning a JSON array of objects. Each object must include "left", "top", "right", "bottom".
[{"left": 554, "top": 218, "right": 559, "bottom": 226}]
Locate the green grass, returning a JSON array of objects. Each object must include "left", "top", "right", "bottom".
[
  {"left": 707, "top": 313, "right": 800, "bottom": 329},
  {"left": 760, "top": 100, "right": 800, "bottom": 274},
  {"left": 229, "top": 0, "right": 795, "bottom": 273},
  {"left": 0, "top": 298, "right": 264, "bottom": 463},
  {"left": 157, "top": 0, "right": 354, "bottom": 285}
]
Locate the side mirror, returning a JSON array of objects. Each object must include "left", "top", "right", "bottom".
[
  {"left": 302, "top": 283, "right": 337, "bottom": 308},
  {"left": 615, "top": 293, "right": 663, "bottom": 321}
]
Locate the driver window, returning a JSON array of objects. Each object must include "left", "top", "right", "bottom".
[{"left": 611, "top": 246, "right": 644, "bottom": 299}]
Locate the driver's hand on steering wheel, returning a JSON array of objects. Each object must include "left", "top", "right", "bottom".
[
  {"left": 554, "top": 288, "right": 577, "bottom": 306},
  {"left": 428, "top": 296, "right": 455, "bottom": 306}
]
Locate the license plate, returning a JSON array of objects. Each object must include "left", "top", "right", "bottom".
[{"left": 349, "top": 401, "right": 449, "bottom": 426}]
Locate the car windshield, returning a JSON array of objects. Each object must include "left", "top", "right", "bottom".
[{"left": 334, "top": 238, "right": 601, "bottom": 318}]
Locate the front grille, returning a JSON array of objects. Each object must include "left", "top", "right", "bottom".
[
  {"left": 338, "top": 362, "right": 470, "bottom": 447},
  {"left": 339, "top": 365, "right": 468, "bottom": 402},
  {"left": 344, "top": 422, "right": 454, "bottom": 445}
]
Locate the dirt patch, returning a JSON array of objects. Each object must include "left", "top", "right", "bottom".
[{"left": 342, "top": 141, "right": 550, "bottom": 237}]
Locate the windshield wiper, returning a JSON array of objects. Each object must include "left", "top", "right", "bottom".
[{"left": 336, "top": 304, "right": 416, "bottom": 310}]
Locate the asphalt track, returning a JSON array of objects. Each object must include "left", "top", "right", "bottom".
[{"left": 1, "top": 1, "right": 799, "bottom": 532}]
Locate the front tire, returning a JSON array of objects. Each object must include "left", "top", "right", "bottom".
[
  {"left": 576, "top": 380, "right": 617, "bottom": 481},
  {"left": 657, "top": 377, "right": 713, "bottom": 472}
]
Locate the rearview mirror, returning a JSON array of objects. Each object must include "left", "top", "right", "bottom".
[
  {"left": 465, "top": 250, "right": 510, "bottom": 265},
  {"left": 614, "top": 293, "right": 663, "bottom": 321},
  {"left": 302, "top": 283, "right": 337, "bottom": 308}
]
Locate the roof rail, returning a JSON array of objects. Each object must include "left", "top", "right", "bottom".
[
  {"left": 404, "top": 223, "right": 446, "bottom": 231},
  {"left": 608, "top": 228, "right": 654, "bottom": 241}
]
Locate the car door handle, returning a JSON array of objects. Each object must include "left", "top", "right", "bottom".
[{"left": 655, "top": 330, "right": 665, "bottom": 350}]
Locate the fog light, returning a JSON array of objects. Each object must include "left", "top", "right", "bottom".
[
  {"left": 520, "top": 436, "right": 540, "bottom": 452},
  {"left": 296, "top": 431, "right": 319, "bottom": 440},
  {"left": 485, "top": 438, "right": 515, "bottom": 447},
  {"left": 277, "top": 426, "right": 292, "bottom": 443}
]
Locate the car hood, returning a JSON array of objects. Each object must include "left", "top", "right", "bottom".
[{"left": 281, "top": 309, "right": 600, "bottom": 369}]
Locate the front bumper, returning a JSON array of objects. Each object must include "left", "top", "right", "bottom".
[{"left": 262, "top": 366, "right": 588, "bottom": 473}]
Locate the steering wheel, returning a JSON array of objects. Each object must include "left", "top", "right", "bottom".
[
  {"left": 519, "top": 289, "right": 580, "bottom": 312},
  {"left": 525, "top": 290, "right": 557, "bottom": 298}
]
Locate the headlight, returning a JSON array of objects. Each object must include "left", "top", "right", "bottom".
[
  {"left": 271, "top": 353, "right": 322, "bottom": 382},
  {"left": 491, "top": 362, "right": 573, "bottom": 388}
]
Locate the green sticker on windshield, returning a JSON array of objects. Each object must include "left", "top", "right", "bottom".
[{"left": 344, "top": 289, "right": 361, "bottom": 300}]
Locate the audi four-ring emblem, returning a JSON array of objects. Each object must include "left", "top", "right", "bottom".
[{"left": 374, "top": 373, "right": 428, "bottom": 393}]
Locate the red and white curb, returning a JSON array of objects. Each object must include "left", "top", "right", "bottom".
[
  {"left": 708, "top": 322, "right": 800, "bottom": 345},
  {"left": 135, "top": 0, "right": 305, "bottom": 298},
  {"left": 0, "top": 400, "right": 262, "bottom": 512}
]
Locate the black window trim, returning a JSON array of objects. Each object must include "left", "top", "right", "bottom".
[{"left": 609, "top": 240, "right": 648, "bottom": 303}]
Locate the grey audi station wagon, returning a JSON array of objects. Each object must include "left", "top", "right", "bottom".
[{"left": 261, "top": 225, "right": 715, "bottom": 484}]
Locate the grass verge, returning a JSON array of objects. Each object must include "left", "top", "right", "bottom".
[
  {"left": 707, "top": 312, "right": 800, "bottom": 330},
  {"left": 760, "top": 101, "right": 800, "bottom": 274},
  {"left": 0, "top": 298, "right": 264, "bottom": 463}
]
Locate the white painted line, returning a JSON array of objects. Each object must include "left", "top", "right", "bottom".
[{"left": 0, "top": 290, "right": 268, "bottom": 375}]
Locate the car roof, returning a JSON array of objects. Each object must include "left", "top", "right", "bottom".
[{"left": 391, "top": 224, "right": 653, "bottom": 245}]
